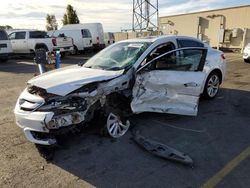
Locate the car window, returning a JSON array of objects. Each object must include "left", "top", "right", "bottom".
[
  {"left": 30, "top": 31, "right": 48, "bottom": 39},
  {"left": 0, "top": 30, "right": 8, "bottom": 40},
  {"left": 87, "top": 30, "right": 92, "bottom": 38},
  {"left": 143, "top": 48, "right": 206, "bottom": 72},
  {"left": 82, "top": 29, "right": 91, "bottom": 38},
  {"left": 110, "top": 33, "right": 114, "bottom": 39},
  {"left": 9, "top": 32, "right": 26, "bottom": 40},
  {"left": 178, "top": 39, "right": 204, "bottom": 48},
  {"left": 140, "top": 42, "right": 175, "bottom": 67}
]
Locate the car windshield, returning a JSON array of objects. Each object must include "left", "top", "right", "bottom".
[{"left": 84, "top": 42, "right": 151, "bottom": 70}]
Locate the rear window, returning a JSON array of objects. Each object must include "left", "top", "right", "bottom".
[
  {"left": 109, "top": 33, "right": 114, "bottom": 39},
  {"left": 0, "top": 30, "right": 8, "bottom": 40},
  {"left": 29, "top": 31, "right": 48, "bottom": 39},
  {"left": 81, "top": 29, "right": 91, "bottom": 38},
  {"left": 178, "top": 39, "right": 204, "bottom": 48}
]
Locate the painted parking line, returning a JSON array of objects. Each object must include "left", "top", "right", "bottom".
[
  {"left": 16, "top": 61, "right": 35, "bottom": 65},
  {"left": 201, "top": 146, "right": 250, "bottom": 188}
]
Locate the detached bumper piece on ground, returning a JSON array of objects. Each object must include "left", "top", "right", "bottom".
[{"left": 133, "top": 131, "right": 193, "bottom": 166}]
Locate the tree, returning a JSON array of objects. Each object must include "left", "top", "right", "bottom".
[
  {"left": 62, "top": 4, "right": 80, "bottom": 25},
  {"left": 46, "top": 14, "right": 58, "bottom": 31},
  {"left": 0, "top": 25, "right": 13, "bottom": 30}
]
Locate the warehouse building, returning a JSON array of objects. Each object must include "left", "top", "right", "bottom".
[{"left": 160, "top": 5, "right": 250, "bottom": 51}]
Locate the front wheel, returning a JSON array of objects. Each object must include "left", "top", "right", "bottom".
[
  {"left": 203, "top": 72, "right": 221, "bottom": 99},
  {"left": 244, "top": 59, "right": 250, "bottom": 63},
  {"left": 106, "top": 113, "right": 130, "bottom": 138}
]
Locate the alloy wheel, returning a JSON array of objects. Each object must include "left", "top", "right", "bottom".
[
  {"left": 106, "top": 113, "right": 130, "bottom": 138},
  {"left": 207, "top": 74, "right": 220, "bottom": 98}
]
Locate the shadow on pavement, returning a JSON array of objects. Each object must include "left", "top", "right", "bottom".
[
  {"left": 45, "top": 88, "right": 250, "bottom": 188},
  {"left": 0, "top": 59, "right": 37, "bottom": 74}
]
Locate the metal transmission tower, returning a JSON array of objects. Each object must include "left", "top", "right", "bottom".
[{"left": 132, "top": 0, "right": 159, "bottom": 32}]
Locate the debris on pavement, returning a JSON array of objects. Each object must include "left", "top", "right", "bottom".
[{"left": 132, "top": 130, "right": 193, "bottom": 166}]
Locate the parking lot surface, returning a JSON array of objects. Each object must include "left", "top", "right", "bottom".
[{"left": 0, "top": 53, "right": 249, "bottom": 188}]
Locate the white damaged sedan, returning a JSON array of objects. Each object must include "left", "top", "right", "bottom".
[{"left": 14, "top": 36, "right": 226, "bottom": 145}]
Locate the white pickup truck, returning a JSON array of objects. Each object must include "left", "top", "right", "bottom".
[{"left": 8, "top": 30, "right": 74, "bottom": 57}]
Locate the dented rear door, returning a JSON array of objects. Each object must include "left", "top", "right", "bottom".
[{"left": 131, "top": 47, "right": 207, "bottom": 116}]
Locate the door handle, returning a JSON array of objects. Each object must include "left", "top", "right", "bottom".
[{"left": 184, "top": 82, "right": 199, "bottom": 87}]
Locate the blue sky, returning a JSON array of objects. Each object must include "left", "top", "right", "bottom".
[{"left": 0, "top": 0, "right": 249, "bottom": 31}]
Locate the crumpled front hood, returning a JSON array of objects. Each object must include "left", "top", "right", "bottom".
[{"left": 28, "top": 65, "right": 124, "bottom": 96}]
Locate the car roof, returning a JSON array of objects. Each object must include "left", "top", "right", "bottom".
[
  {"left": 120, "top": 35, "right": 203, "bottom": 44},
  {"left": 8, "top": 29, "right": 45, "bottom": 33}
]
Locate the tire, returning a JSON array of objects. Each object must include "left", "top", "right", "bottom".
[
  {"left": 202, "top": 72, "right": 221, "bottom": 99},
  {"left": 106, "top": 112, "right": 130, "bottom": 138},
  {"left": 0, "top": 58, "right": 8, "bottom": 63},
  {"left": 244, "top": 59, "right": 250, "bottom": 63},
  {"left": 60, "top": 52, "right": 65, "bottom": 58},
  {"left": 72, "top": 45, "right": 78, "bottom": 55}
]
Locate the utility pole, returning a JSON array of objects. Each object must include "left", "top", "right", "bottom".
[{"left": 132, "top": 0, "right": 159, "bottom": 33}]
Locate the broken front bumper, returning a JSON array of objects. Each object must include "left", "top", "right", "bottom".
[
  {"left": 14, "top": 88, "right": 57, "bottom": 145},
  {"left": 14, "top": 102, "right": 56, "bottom": 145},
  {"left": 14, "top": 88, "right": 89, "bottom": 145}
]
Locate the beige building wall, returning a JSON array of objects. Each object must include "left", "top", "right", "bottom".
[{"left": 160, "top": 5, "right": 250, "bottom": 49}]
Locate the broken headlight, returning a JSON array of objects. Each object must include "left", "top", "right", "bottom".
[{"left": 37, "top": 97, "right": 87, "bottom": 114}]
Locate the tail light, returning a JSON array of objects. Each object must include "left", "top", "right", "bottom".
[
  {"left": 96, "top": 36, "right": 100, "bottom": 44},
  {"left": 221, "top": 54, "right": 226, "bottom": 60},
  {"left": 52, "top": 38, "right": 57, "bottom": 46}
]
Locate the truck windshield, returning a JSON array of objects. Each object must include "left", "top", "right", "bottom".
[{"left": 84, "top": 42, "right": 151, "bottom": 70}]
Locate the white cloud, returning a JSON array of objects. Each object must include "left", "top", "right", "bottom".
[{"left": 160, "top": 0, "right": 226, "bottom": 16}]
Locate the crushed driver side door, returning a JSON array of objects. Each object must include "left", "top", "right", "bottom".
[{"left": 131, "top": 47, "right": 207, "bottom": 116}]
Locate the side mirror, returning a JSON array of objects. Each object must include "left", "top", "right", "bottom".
[{"left": 78, "top": 61, "right": 84, "bottom": 67}]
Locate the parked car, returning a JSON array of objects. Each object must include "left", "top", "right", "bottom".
[
  {"left": 49, "top": 29, "right": 92, "bottom": 54},
  {"left": 8, "top": 30, "right": 73, "bottom": 57},
  {"left": 14, "top": 35, "right": 226, "bottom": 145},
  {"left": 61, "top": 23, "right": 105, "bottom": 50},
  {"left": 104, "top": 32, "right": 115, "bottom": 46},
  {"left": 243, "top": 43, "right": 250, "bottom": 62},
  {"left": 0, "top": 29, "right": 12, "bottom": 62}
]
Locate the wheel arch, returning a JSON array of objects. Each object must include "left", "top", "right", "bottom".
[
  {"left": 35, "top": 43, "right": 48, "bottom": 51},
  {"left": 207, "top": 68, "right": 223, "bottom": 84}
]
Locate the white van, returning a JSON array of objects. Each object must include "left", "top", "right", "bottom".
[
  {"left": 61, "top": 23, "right": 105, "bottom": 50},
  {"left": 49, "top": 29, "right": 92, "bottom": 54},
  {"left": 104, "top": 32, "right": 115, "bottom": 46},
  {"left": 0, "top": 29, "right": 12, "bottom": 62}
]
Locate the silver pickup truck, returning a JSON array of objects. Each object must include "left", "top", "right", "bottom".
[{"left": 8, "top": 30, "right": 73, "bottom": 57}]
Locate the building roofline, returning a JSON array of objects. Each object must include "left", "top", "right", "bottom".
[{"left": 160, "top": 4, "right": 250, "bottom": 18}]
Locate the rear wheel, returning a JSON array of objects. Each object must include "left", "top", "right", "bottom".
[
  {"left": 0, "top": 58, "right": 8, "bottom": 63},
  {"left": 203, "top": 72, "right": 221, "bottom": 99},
  {"left": 72, "top": 45, "right": 78, "bottom": 55},
  {"left": 60, "top": 52, "right": 65, "bottom": 58}
]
